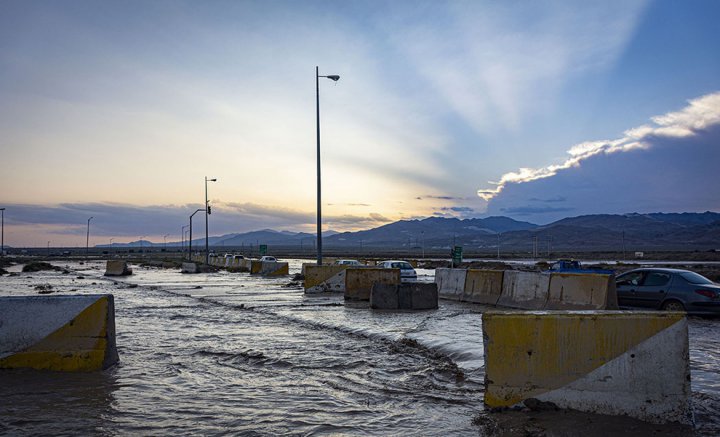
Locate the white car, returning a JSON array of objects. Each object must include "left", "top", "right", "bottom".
[
  {"left": 377, "top": 260, "right": 417, "bottom": 282},
  {"left": 335, "top": 259, "right": 362, "bottom": 266},
  {"left": 259, "top": 256, "right": 277, "bottom": 262}
]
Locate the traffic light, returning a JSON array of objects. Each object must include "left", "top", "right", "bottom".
[{"left": 207, "top": 205, "right": 212, "bottom": 215}]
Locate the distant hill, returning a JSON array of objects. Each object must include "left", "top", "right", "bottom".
[{"left": 96, "top": 212, "right": 720, "bottom": 252}]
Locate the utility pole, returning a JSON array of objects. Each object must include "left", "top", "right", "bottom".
[{"left": 86, "top": 217, "right": 93, "bottom": 257}]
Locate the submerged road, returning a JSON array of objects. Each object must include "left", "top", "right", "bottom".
[{"left": 0, "top": 260, "right": 718, "bottom": 435}]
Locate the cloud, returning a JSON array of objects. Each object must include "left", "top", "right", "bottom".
[
  {"left": 417, "top": 195, "right": 462, "bottom": 201},
  {"left": 440, "top": 207, "right": 474, "bottom": 212},
  {"left": 499, "top": 206, "right": 575, "bottom": 216},
  {"left": 481, "top": 92, "right": 720, "bottom": 223},
  {"left": 385, "top": 1, "right": 648, "bottom": 132},
  {"left": 528, "top": 196, "right": 567, "bottom": 203},
  {"left": 0, "top": 201, "right": 394, "bottom": 246}
]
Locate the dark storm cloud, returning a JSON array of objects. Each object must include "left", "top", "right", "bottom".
[{"left": 486, "top": 124, "right": 720, "bottom": 223}]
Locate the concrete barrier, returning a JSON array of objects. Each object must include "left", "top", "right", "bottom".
[
  {"left": 497, "top": 271, "right": 550, "bottom": 309},
  {"left": 463, "top": 269, "right": 504, "bottom": 305},
  {"left": 250, "top": 260, "right": 289, "bottom": 276},
  {"left": 104, "top": 260, "right": 132, "bottom": 276},
  {"left": 371, "top": 283, "right": 438, "bottom": 310},
  {"left": 482, "top": 311, "right": 692, "bottom": 425},
  {"left": 181, "top": 262, "right": 199, "bottom": 274},
  {"left": 345, "top": 268, "right": 400, "bottom": 301},
  {"left": 545, "top": 273, "right": 619, "bottom": 310},
  {"left": 435, "top": 268, "right": 467, "bottom": 301},
  {"left": 0, "top": 294, "right": 119, "bottom": 372},
  {"left": 304, "top": 265, "right": 348, "bottom": 293}
]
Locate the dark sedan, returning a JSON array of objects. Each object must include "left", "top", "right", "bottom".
[{"left": 615, "top": 268, "right": 720, "bottom": 315}]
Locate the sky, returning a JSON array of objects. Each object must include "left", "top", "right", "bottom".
[{"left": 1, "top": 0, "right": 719, "bottom": 247}]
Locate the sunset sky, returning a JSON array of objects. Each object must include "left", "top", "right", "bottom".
[{"left": 1, "top": 0, "right": 719, "bottom": 247}]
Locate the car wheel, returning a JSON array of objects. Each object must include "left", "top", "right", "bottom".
[{"left": 662, "top": 300, "right": 685, "bottom": 312}]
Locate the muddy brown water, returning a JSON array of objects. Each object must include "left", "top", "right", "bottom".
[{"left": 0, "top": 260, "right": 718, "bottom": 435}]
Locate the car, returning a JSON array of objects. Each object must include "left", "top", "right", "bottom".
[
  {"left": 377, "top": 260, "right": 417, "bottom": 282},
  {"left": 335, "top": 259, "right": 362, "bottom": 266},
  {"left": 615, "top": 268, "right": 720, "bottom": 315},
  {"left": 259, "top": 256, "right": 277, "bottom": 262}
]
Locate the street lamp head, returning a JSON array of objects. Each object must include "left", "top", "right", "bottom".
[{"left": 326, "top": 75, "right": 340, "bottom": 81}]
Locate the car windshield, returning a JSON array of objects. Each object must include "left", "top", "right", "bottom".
[
  {"left": 679, "top": 271, "right": 714, "bottom": 285},
  {"left": 391, "top": 262, "right": 412, "bottom": 269}
]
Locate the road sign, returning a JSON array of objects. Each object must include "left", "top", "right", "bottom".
[
  {"left": 259, "top": 244, "right": 268, "bottom": 255},
  {"left": 452, "top": 246, "right": 463, "bottom": 265}
]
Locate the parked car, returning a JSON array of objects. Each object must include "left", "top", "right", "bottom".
[
  {"left": 547, "top": 259, "right": 613, "bottom": 274},
  {"left": 377, "top": 260, "right": 417, "bottom": 282},
  {"left": 615, "top": 268, "right": 720, "bottom": 315},
  {"left": 259, "top": 256, "right": 277, "bottom": 262},
  {"left": 335, "top": 259, "right": 361, "bottom": 266}
]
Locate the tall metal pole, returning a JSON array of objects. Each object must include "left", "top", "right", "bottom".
[
  {"left": 313, "top": 67, "right": 339, "bottom": 265},
  {"left": 316, "top": 66, "right": 322, "bottom": 265},
  {"left": 205, "top": 177, "right": 209, "bottom": 265},
  {"left": 191, "top": 208, "right": 203, "bottom": 263},
  {"left": 86, "top": 216, "right": 93, "bottom": 256},
  {"left": 204, "top": 177, "right": 217, "bottom": 265},
  {"left": 0, "top": 208, "right": 5, "bottom": 257},
  {"left": 182, "top": 225, "right": 189, "bottom": 259}
]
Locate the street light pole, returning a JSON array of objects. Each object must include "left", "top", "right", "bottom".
[
  {"left": 190, "top": 208, "right": 204, "bottom": 263},
  {"left": 163, "top": 234, "right": 169, "bottom": 250},
  {"left": 86, "top": 216, "right": 93, "bottom": 257},
  {"left": 315, "top": 66, "right": 340, "bottom": 265},
  {"left": 0, "top": 208, "right": 5, "bottom": 257},
  {"left": 182, "top": 225, "right": 189, "bottom": 258},
  {"left": 205, "top": 177, "right": 217, "bottom": 265}
]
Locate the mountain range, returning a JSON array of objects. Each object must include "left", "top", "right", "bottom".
[{"left": 99, "top": 212, "right": 720, "bottom": 252}]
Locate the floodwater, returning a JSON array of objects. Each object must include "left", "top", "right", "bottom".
[{"left": 0, "top": 260, "right": 718, "bottom": 436}]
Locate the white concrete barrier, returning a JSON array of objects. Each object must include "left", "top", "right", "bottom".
[
  {"left": 483, "top": 311, "right": 692, "bottom": 425},
  {"left": 0, "top": 294, "right": 119, "bottom": 372},
  {"left": 463, "top": 269, "right": 504, "bottom": 305},
  {"left": 181, "top": 262, "right": 199, "bottom": 274},
  {"left": 104, "top": 260, "right": 132, "bottom": 276},
  {"left": 435, "top": 268, "right": 467, "bottom": 301},
  {"left": 545, "top": 273, "right": 619, "bottom": 310},
  {"left": 497, "top": 271, "right": 550, "bottom": 309}
]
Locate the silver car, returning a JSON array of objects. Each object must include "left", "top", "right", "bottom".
[
  {"left": 377, "top": 260, "right": 417, "bottom": 282},
  {"left": 615, "top": 268, "right": 720, "bottom": 315}
]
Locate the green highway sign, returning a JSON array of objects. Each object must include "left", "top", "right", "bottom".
[{"left": 259, "top": 244, "right": 268, "bottom": 255}]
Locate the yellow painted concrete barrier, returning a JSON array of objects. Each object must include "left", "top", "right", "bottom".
[
  {"left": 104, "top": 260, "right": 132, "bottom": 276},
  {"left": 497, "top": 271, "right": 550, "bottom": 309},
  {"left": 345, "top": 268, "right": 401, "bottom": 301},
  {"left": 250, "top": 261, "right": 289, "bottom": 276},
  {"left": 483, "top": 311, "right": 692, "bottom": 425},
  {"left": 0, "top": 294, "right": 119, "bottom": 372},
  {"left": 463, "top": 269, "right": 504, "bottom": 305},
  {"left": 304, "top": 265, "right": 348, "bottom": 293},
  {"left": 435, "top": 268, "right": 467, "bottom": 301},
  {"left": 545, "top": 273, "right": 619, "bottom": 310}
]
